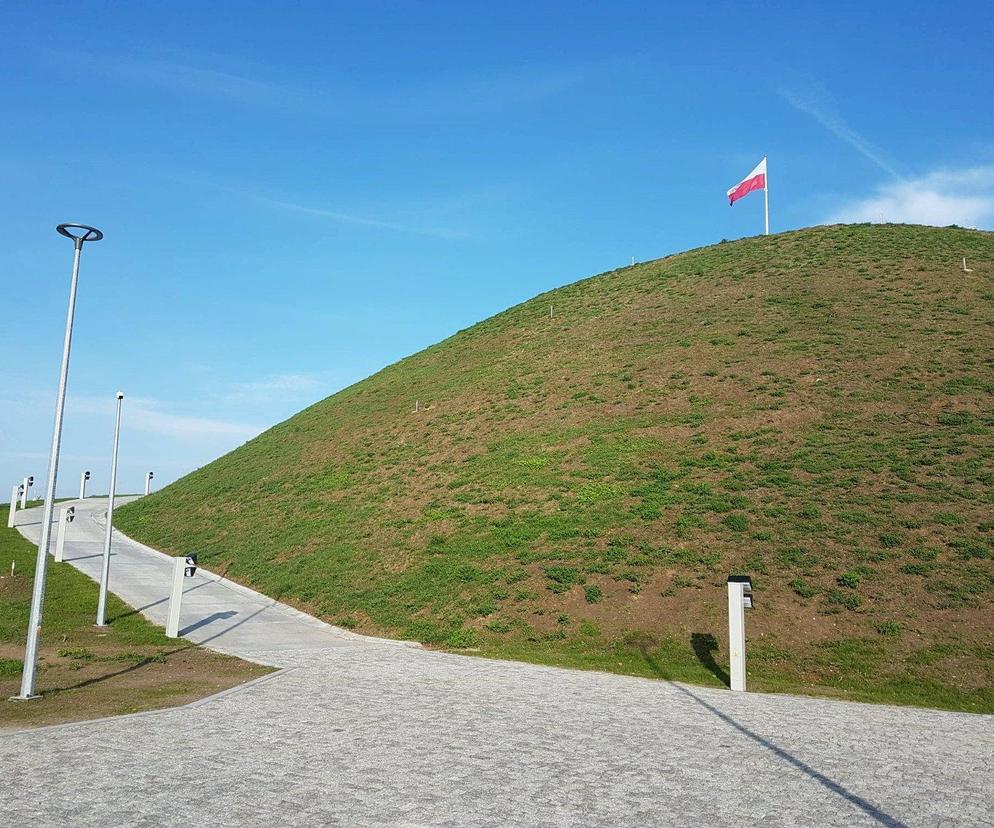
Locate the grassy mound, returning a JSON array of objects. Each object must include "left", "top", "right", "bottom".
[{"left": 118, "top": 224, "right": 994, "bottom": 712}]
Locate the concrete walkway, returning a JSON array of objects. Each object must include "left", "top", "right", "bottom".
[
  {"left": 2, "top": 499, "right": 991, "bottom": 826},
  {"left": 11, "top": 497, "right": 365, "bottom": 660}
]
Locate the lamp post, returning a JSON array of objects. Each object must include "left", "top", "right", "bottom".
[
  {"left": 144, "top": 470, "right": 154, "bottom": 496},
  {"left": 79, "top": 470, "right": 90, "bottom": 500},
  {"left": 96, "top": 391, "right": 124, "bottom": 627},
  {"left": 16, "top": 223, "right": 103, "bottom": 700}
]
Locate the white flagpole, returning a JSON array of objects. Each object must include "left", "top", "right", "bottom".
[{"left": 763, "top": 156, "right": 770, "bottom": 236}]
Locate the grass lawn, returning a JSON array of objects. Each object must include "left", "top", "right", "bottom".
[{"left": 0, "top": 504, "right": 272, "bottom": 730}]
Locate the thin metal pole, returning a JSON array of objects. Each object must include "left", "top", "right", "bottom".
[
  {"left": 763, "top": 155, "right": 770, "bottom": 236},
  {"left": 17, "top": 240, "right": 83, "bottom": 699},
  {"left": 20, "top": 476, "right": 29, "bottom": 509},
  {"left": 96, "top": 392, "right": 124, "bottom": 627}
]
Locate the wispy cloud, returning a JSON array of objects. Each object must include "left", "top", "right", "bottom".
[
  {"left": 46, "top": 48, "right": 312, "bottom": 111},
  {"left": 223, "top": 373, "right": 325, "bottom": 405},
  {"left": 250, "top": 192, "right": 467, "bottom": 239},
  {"left": 780, "top": 87, "right": 903, "bottom": 179},
  {"left": 828, "top": 165, "right": 994, "bottom": 228},
  {"left": 45, "top": 47, "right": 587, "bottom": 119},
  {"left": 69, "top": 395, "right": 262, "bottom": 443}
]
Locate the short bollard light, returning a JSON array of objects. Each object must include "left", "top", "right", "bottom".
[
  {"left": 79, "top": 470, "right": 90, "bottom": 500},
  {"left": 727, "top": 575, "right": 754, "bottom": 692},
  {"left": 54, "top": 506, "right": 75, "bottom": 563},
  {"left": 7, "top": 484, "right": 22, "bottom": 528},
  {"left": 166, "top": 554, "right": 199, "bottom": 638},
  {"left": 20, "top": 476, "right": 33, "bottom": 509},
  {"left": 144, "top": 470, "right": 154, "bottom": 497}
]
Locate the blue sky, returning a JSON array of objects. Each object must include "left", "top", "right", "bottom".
[{"left": 3, "top": 1, "right": 993, "bottom": 497}]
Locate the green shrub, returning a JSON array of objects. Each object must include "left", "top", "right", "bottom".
[
  {"left": 722, "top": 513, "right": 749, "bottom": 532},
  {"left": 57, "top": 648, "right": 95, "bottom": 661},
  {"left": 445, "top": 628, "right": 480, "bottom": 648},
  {"left": 837, "top": 570, "right": 862, "bottom": 589},
  {"left": 544, "top": 566, "right": 583, "bottom": 593},
  {"left": 827, "top": 589, "right": 861, "bottom": 610},
  {"left": 584, "top": 584, "right": 603, "bottom": 604}
]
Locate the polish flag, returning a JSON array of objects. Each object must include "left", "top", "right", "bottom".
[{"left": 727, "top": 157, "right": 767, "bottom": 205}]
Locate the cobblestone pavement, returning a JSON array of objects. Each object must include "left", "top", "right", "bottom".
[{"left": 3, "top": 504, "right": 991, "bottom": 826}]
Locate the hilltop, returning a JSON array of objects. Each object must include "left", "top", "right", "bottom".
[{"left": 117, "top": 224, "right": 994, "bottom": 712}]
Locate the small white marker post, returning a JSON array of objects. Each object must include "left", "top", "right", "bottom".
[
  {"left": 20, "top": 477, "right": 30, "bottom": 509},
  {"left": 166, "top": 554, "right": 198, "bottom": 638},
  {"left": 79, "top": 470, "right": 90, "bottom": 500},
  {"left": 7, "top": 485, "right": 19, "bottom": 528},
  {"left": 144, "top": 471, "right": 154, "bottom": 496},
  {"left": 727, "top": 575, "right": 754, "bottom": 692},
  {"left": 550, "top": 304, "right": 554, "bottom": 319},
  {"left": 54, "top": 506, "right": 75, "bottom": 563}
]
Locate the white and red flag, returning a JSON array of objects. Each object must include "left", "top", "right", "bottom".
[{"left": 727, "top": 156, "right": 769, "bottom": 235}]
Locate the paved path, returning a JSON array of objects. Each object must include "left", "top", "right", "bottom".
[
  {"left": 2, "top": 500, "right": 991, "bottom": 826},
  {"left": 11, "top": 498, "right": 366, "bottom": 659}
]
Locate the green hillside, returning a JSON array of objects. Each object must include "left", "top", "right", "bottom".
[{"left": 118, "top": 224, "right": 994, "bottom": 712}]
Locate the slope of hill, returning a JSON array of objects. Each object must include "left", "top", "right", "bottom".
[{"left": 117, "top": 224, "right": 994, "bottom": 712}]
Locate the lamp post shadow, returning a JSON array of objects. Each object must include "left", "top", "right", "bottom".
[{"left": 691, "top": 632, "right": 730, "bottom": 687}]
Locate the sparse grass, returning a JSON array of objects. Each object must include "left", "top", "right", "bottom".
[
  {"left": 0, "top": 505, "right": 271, "bottom": 729},
  {"left": 117, "top": 224, "right": 994, "bottom": 713}
]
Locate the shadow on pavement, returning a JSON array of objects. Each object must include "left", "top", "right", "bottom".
[
  {"left": 63, "top": 552, "right": 115, "bottom": 563},
  {"left": 690, "top": 632, "right": 730, "bottom": 687},
  {"left": 196, "top": 603, "right": 273, "bottom": 647},
  {"left": 107, "top": 579, "right": 213, "bottom": 624},
  {"left": 180, "top": 610, "right": 238, "bottom": 636},
  {"left": 633, "top": 645, "right": 908, "bottom": 828}
]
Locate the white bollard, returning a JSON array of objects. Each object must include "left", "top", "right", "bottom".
[
  {"left": 20, "top": 477, "right": 30, "bottom": 509},
  {"left": 166, "top": 554, "right": 198, "bottom": 638},
  {"left": 54, "top": 506, "right": 75, "bottom": 563},
  {"left": 727, "top": 575, "right": 754, "bottom": 692},
  {"left": 144, "top": 471, "right": 153, "bottom": 496},
  {"left": 166, "top": 557, "right": 186, "bottom": 638},
  {"left": 79, "top": 470, "right": 90, "bottom": 500},
  {"left": 7, "top": 485, "right": 19, "bottom": 528}
]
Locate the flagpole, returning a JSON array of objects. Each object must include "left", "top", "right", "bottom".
[{"left": 764, "top": 156, "right": 770, "bottom": 236}]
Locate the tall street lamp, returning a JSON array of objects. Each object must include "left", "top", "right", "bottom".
[
  {"left": 96, "top": 391, "right": 124, "bottom": 627},
  {"left": 15, "top": 223, "right": 103, "bottom": 700}
]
